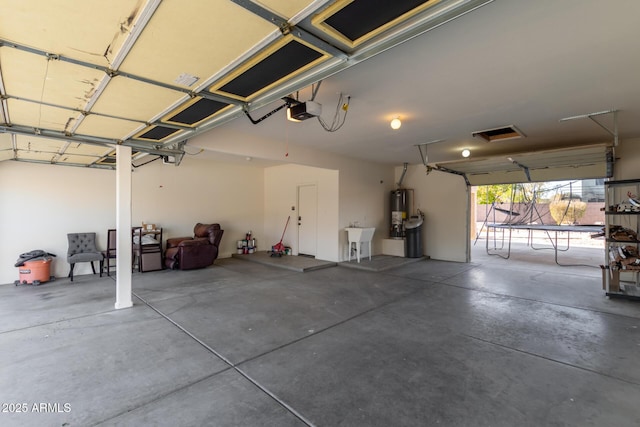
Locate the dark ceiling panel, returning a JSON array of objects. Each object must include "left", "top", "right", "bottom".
[
  {"left": 217, "top": 39, "right": 324, "bottom": 99},
  {"left": 137, "top": 126, "right": 180, "bottom": 141},
  {"left": 167, "top": 98, "right": 230, "bottom": 126},
  {"left": 323, "top": 0, "right": 429, "bottom": 42}
]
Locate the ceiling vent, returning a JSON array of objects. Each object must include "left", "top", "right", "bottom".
[{"left": 472, "top": 125, "right": 525, "bottom": 142}]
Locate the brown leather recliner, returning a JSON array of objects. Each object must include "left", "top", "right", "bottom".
[{"left": 164, "top": 223, "right": 224, "bottom": 270}]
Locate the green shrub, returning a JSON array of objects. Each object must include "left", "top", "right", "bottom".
[{"left": 549, "top": 195, "right": 587, "bottom": 224}]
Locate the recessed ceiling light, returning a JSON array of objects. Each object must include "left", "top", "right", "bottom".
[
  {"left": 390, "top": 117, "right": 401, "bottom": 130},
  {"left": 462, "top": 149, "right": 470, "bottom": 158}
]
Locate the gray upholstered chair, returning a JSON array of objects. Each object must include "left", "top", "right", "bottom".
[{"left": 67, "top": 232, "right": 104, "bottom": 282}]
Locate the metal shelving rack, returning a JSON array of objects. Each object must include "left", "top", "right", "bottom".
[{"left": 603, "top": 179, "right": 640, "bottom": 299}]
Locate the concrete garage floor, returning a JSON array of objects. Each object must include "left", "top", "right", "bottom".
[{"left": 1, "top": 242, "right": 640, "bottom": 426}]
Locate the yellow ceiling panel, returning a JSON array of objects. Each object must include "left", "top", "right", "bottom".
[
  {"left": 56, "top": 154, "right": 101, "bottom": 165},
  {"left": 0, "top": 48, "right": 105, "bottom": 110},
  {"left": 91, "top": 77, "right": 185, "bottom": 122},
  {"left": 15, "top": 135, "right": 65, "bottom": 152},
  {"left": 119, "top": 0, "right": 278, "bottom": 88},
  {"left": 252, "top": 0, "right": 319, "bottom": 19},
  {"left": 0, "top": 133, "right": 12, "bottom": 149},
  {"left": 13, "top": 135, "right": 111, "bottom": 160},
  {"left": 62, "top": 141, "right": 113, "bottom": 156},
  {"left": 75, "top": 114, "right": 141, "bottom": 140},
  {"left": 0, "top": 0, "right": 144, "bottom": 67},
  {"left": 7, "top": 99, "right": 79, "bottom": 132},
  {"left": 0, "top": 133, "right": 13, "bottom": 161},
  {"left": 15, "top": 149, "right": 57, "bottom": 162}
]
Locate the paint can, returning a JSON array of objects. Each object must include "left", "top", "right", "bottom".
[{"left": 237, "top": 240, "right": 244, "bottom": 249}]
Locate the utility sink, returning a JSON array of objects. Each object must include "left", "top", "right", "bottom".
[
  {"left": 345, "top": 227, "right": 375, "bottom": 243},
  {"left": 345, "top": 227, "right": 375, "bottom": 263}
]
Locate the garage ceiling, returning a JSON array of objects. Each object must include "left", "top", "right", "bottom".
[
  {"left": 0, "top": 0, "right": 491, "bottom": 169},
  {"left": 1, "top": 1, "right": 638, "bottom": 181}
]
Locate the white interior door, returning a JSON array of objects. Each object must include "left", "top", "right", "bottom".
[{"left": 298, "top": 184, "right": 317, "bottom": 256}]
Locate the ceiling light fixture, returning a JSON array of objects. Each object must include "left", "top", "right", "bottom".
[
  {"left": 390, "top": 117, "right": 402, "bottom": 130},
  {"left": 462, "top": 149, "right": 470, "bottom": 158}
]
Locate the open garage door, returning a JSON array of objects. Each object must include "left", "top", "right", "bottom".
[{"left": 433, "top": 144, "right": 613, "bottom": 186}]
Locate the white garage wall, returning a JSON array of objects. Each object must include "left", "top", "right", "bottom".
[
  {"left": 0, "top": 161, "right": 115, "bottom": 283},
  {"left": 264, "top": 164, "right": 339, "bottom": 261},
  {"left": 397, "top": 164, "right": 469, "bottom": 262},
  {"left": 130, "top": 156, "right": 264, "bottom": 260},
  {"left": 613, "top": 138, "right": 640, "bottom": 180},
  {"left": 338, "top": 164, "right": 394, "bottom": 261},
  {"left": 263, "top": 159, "right": 394, "bottom": 262},
  {"left": 193, "top": 129, "right": 395, "bottom": 262},
  {"left": 0, "top": 157, "right": 264, "bottom": 284}
]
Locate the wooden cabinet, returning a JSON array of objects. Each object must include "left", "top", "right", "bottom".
[{"left": 603, "top": 180, "right": 640, "bottom": 299}]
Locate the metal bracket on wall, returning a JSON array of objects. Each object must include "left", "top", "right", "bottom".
[
  {"left": 507, "top": 157, "right": 531, "bottom": 182},
  {"left": 430, "top": 165, "right": 470, "bottom": 187},
  {"left": 560, "top": 109, "right": 619, "bottom": 146}
]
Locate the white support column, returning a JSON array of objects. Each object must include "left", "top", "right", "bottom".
[{"left": 115, "top": 145, "right": 133, "bottom": 309}]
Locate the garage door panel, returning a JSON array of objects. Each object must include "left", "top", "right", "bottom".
[{"left": 434, "top": 144, "right": 613, "bottom": 185}]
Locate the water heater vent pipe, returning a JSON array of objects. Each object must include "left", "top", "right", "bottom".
[{"left": 397, "top": 162, "right": 408, "bottom": 188}]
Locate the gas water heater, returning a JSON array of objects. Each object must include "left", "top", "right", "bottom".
[{"left": 390, "top": 189, "right": 410, "bottom": 238}]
